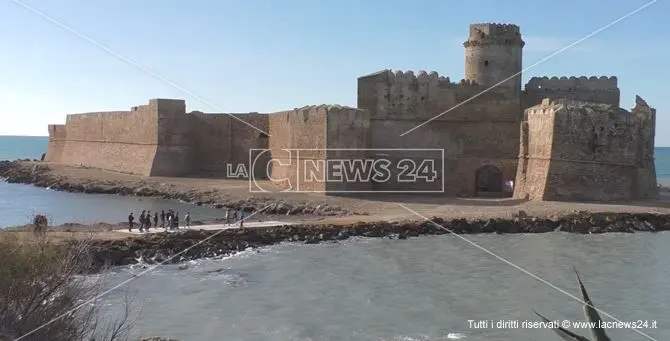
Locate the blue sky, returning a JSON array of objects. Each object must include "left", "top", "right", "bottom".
[{"left": 0, "top": 0, "right": 667, "bottom": 145}]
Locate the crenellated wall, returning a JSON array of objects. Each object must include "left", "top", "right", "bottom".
[
  {"left": 464, "top": 23, "right": 525, "bottom": 98},
  {"left": 357, "top": 69, "right": 520, "bottom": 195},
  {"left": 514, "top": 97, "right": 657, "bottom": 201},
  {"left": 41, "top": 22, "right": 656, "bottom": 200},
  {"left": 523, "top": 76, "right": 620, "bottom": 108}
]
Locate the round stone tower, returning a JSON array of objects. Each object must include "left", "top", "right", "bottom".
[{"left": 464, "top": 23, "right": 524, "bottom": 97}]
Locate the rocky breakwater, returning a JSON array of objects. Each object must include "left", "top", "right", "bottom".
[
  {"left": 86, "top": 211, "right": 670, "bottom": 270},
  {"left": 0, "top": 160, "right": 351, "bottom": 216}
]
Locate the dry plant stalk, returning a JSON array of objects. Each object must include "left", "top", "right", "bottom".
[{"left": 0, "top": 220, "right": 142, "bottom": 341}]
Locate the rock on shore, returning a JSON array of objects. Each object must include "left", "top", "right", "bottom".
[
  {"left": 86, "top": 211, "right": 670, "bottom": 270},
  {"left": 0, "top": 160, "right": 351, "bottom": 216}
]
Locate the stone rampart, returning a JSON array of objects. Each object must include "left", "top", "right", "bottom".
[
  {"left": 358, "top": 69, "right": 520, "bottom": 120},
  {"left": 44, "top": 124, "right": 67, "bottom": 162},
  {"left": 523, "top": 76, "right": 620, "bottom": 108},
  {"left": 189, "top": 113, "right": 231, "bottom": 176},
  {"left": 357, "top": 69, "right": 520, "bottom": 195},
  {"left": 190, "top": 112, "right": 269, "bottom": 177},
  {"left": 50, "top": 103, "right": 159, "bottom": 176},
  {"left": 514, "top": 98, "right": 657, "bottom": 201},
  {"left": 266, "top": 105, "right": 372, "bottom": 192},
  {"left": 267, "top": 106, "right": 328, "bottom": 191},
  {"left": 150, "top": 99, "right": 193, "bottom": 176},
  {"left": 630, "top": 96, "right": 658, "bottom": 198},
  {"left": 323, "top": 105, "right": 370, "bottom": 192},
  {"left": 44, "top": 99, "right": 198, "bottom": 176}
]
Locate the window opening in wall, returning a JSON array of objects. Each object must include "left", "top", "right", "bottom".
[{"left": 484, "top": 60, "right": 489, "bottom": 66}]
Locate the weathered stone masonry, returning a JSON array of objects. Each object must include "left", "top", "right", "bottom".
[
  {"left": 514, "top": 97, "right": 657, "bottom": 201},
  {"left": 44, "top": 23, "right": 658, "bottom": 201}
]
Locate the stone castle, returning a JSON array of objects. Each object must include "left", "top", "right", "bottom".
[{"left": 44, "top": 23, "right": 658, "bottom": 201}]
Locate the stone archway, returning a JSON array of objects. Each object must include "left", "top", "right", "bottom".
[{"left": 475, "top": 165, "right": 503, "bottom": 196}]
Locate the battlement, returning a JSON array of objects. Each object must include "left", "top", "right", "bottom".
[
  {"left": 465, "top": 23, "right": 524, "bottom": 47},
  {"left": 469, "top": 23, "right": 520, "bottom": 37},
  {"left": 527, "top": 98, "right": 615, "bottom": 113},
  {"left": 47, "top": 124, "right": 66, "bottom": 140},
  {"left": 358, "top": 69, "right": 479, "bottom": 87},
  {"left": 525, "top": 76, "right": 618, "bottom": 91},
  {"left": 293, "top": 104, "right": 358, "bottom": 111},
  {"left": 525, "top": 97, "right": 655, "bottom": 121}
]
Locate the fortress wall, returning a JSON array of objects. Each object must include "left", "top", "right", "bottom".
[
  {"left": 324, "top": 106, "right": 371, "bottom": 192},
  {"left": 358, "top": 69, "right": 521, "bottom": 122},
  {"left": 65, "top": 106, "right": 157, "bottom": 144},
  {"left": 44, "top": 124, "right": 67, "bottom": 162},
  {"left": 152, "top": 99, "right": 193, "bottom": 176},
  {"left": 189, "top": 113, "right": 233, "bottom": 175},
  {"left": 358, "top": 69, "right": 521, "bottom": 195},
  {"left": 268, "top": 107, "right": 327, "bottom": 191},
  {"left": 543, "top": 160, "right": 635, "bottom": 201},
  {"left": 366, "top": 120, "right": 519, "bottom": 158},
  {"left": 517, "top": 98, "right": 655, "bottom": 201},
  {"left": 365, "top": 116, "right": 520, "bottom": 193},
  {"left": 56, "top": 104, "right": 159, "bottom": 175},
  {"left": 187, "top": 112, "right": 269, "bottom": 178},
  {"left": 523, "top": 76, "right": 620, "bottom": 108},
  {"left": 631, "top": 96, "right": 658, "bottom": 198},
  {"left": 325, "top": 106, "right": 369, "bottom": 149},
  {"left": 513, "top": 105, "right": 556, "bottom": 200},
  {"left": 550, "top": 101, "right": 640, "bottom": 165},
  {"left": 359, "top": 69, "right": 520, "bottom": 153},
  {"left": 229, "top": 113, "right": 269, "bottom": 169}
]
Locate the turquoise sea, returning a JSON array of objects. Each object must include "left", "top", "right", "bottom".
[
  {"left": 0, "top": 135, "right": 669, "bottom": 227},
  {"left": 0, "top": 135, "right": 49, "bottom": 161}
]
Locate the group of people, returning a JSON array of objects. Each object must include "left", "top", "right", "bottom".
[
  {"left": 223, "top": 208, "right": 248, "bottom": 227},
  {"left": 127, "top": 209, "right": 191, "bottom": 232},
  {"left": 126, "top": 207, "right": 250, "bottom": 232}
]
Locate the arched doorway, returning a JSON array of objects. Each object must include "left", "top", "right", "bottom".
[{"left": 475, "top": 165, "right": 503, "bottom": 196}]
